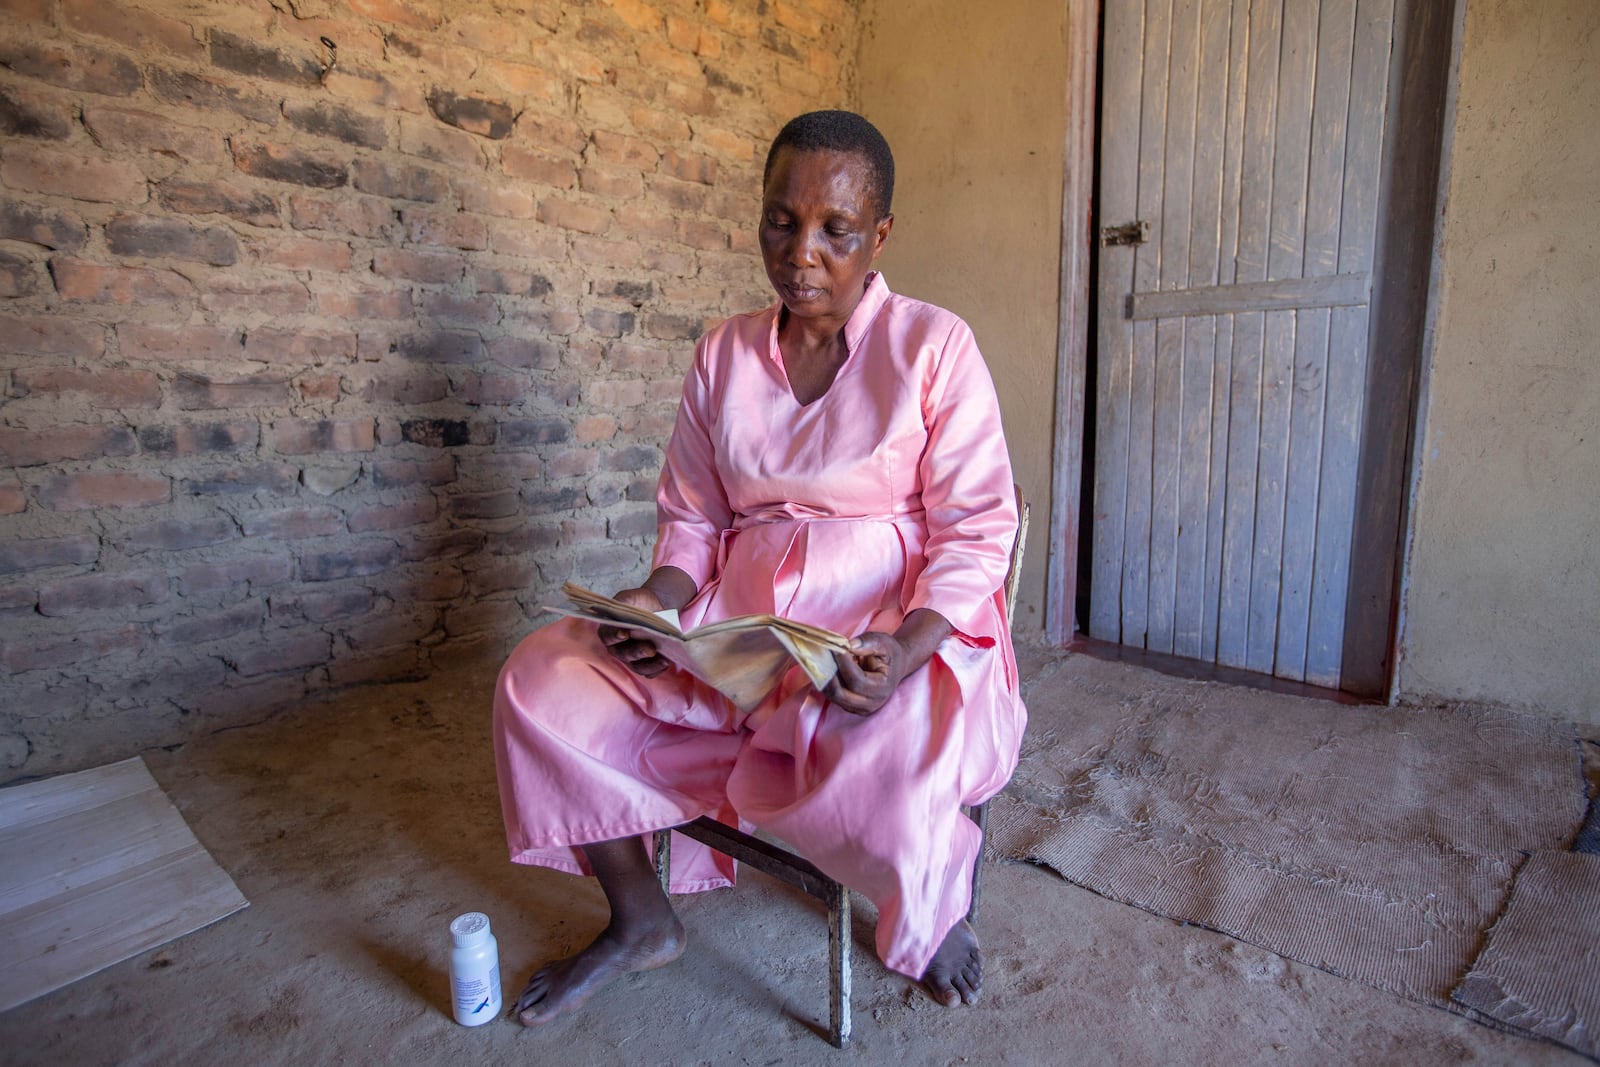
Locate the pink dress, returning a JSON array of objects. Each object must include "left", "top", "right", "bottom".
[{"left": 494, "top": 272, "right": 1026, "bottom": 978}]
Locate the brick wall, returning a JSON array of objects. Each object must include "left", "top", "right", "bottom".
[{"left": 0, "top": 0, "right": 857, "bottom": 783}]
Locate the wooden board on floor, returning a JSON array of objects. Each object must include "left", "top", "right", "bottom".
[{"left": 0, "top": 756, "right": 248, "bottom": 1012}]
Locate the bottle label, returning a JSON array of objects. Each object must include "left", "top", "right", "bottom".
[{"left": 454, "top": 963, "right": 502, "bottom": 1019}]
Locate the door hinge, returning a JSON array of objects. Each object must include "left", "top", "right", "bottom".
[{"left": 1101, "top": 220, "right": 1150, "bottom": 247}]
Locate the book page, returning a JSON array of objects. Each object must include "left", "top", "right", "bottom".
[
  {"left": 548, "top": 583, "right": 853, "bottom": 710},
  {"left": 770, "top": 629, "right": 840, "bottom": 692},
  {"left": 550, "top": 583, "right": 687, "bottom": 639},
  {"left": 659, "top": 627, "right": 802, "bottom": 711}
]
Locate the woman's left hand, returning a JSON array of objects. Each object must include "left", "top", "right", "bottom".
[
  {"left": 825, "top": 631, "right": 910, "bottom": 715},
  {"left": 823, "top": 608, "right": 955, "bottom": 716}
]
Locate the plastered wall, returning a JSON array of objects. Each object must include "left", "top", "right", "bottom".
[
  {"left": 857, "top": 0, "right": 1597, "bottom": 722},
  {"left": 855, "top": 0, "right": 1069, "bottom": 636},
  {"left": 1396, "top": 0, "right": 1600, "bottom": 722}
]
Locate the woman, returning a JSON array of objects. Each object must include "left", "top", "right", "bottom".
[{"left": 495, "top": 110, "right": 1025, "bottom": 1024}]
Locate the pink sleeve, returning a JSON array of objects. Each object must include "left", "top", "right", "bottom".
[
  {"left": 906, "top": 320, "right": 1018, "bottom": 639},
  {"left": 651, "top": 341, "right": 732, "bottom": 588}
]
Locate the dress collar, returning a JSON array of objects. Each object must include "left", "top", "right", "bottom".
[{"left": 766, "top": 271, "right": 892, "bottom": 363}]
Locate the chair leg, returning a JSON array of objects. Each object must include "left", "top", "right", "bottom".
[
  {"left": 827, "top": 880, "right": 852, "bottom": 1048},
  {"left": 967, "top": 801, "right": 989, "bottom": 923},
  {"left": 652, "top": 828, "right": 672, "bottom": 893}
]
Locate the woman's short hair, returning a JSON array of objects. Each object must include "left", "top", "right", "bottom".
[{"left": 763, "top": 110, "right": 895, "bottom": 222}]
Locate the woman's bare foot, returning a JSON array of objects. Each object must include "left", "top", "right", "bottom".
[
  {"left": 511, "top": 913, "right": 686, "bottom": 1026},
  {"left": 920, "top": 919, "right": 982, "bottom": 1006}
]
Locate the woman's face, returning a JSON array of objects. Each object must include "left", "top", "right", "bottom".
[{"left": 759, "top": 147, "right": 892, "bottom": 328}]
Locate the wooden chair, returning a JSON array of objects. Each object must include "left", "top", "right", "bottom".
[{"left": 653, "top": 486, "right": 1029, "bottom": 1047}]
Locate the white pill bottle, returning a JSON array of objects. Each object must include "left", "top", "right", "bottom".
[{"left": 448, "top": 911, "right": 502, "bottom": 1026}]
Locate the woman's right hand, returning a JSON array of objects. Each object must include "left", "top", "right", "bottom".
[{"left": 599, "top": 586, "right": 673, "bottom": 678}]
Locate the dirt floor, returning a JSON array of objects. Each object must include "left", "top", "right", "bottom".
[{"left": 0, "top": 641, "right": 1588, "bottom": 1066}]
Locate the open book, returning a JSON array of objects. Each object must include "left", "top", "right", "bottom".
[{"left": 549, "top": 582, "right": 857, "bottom": 711}]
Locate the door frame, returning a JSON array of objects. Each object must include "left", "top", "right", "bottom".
[
  {"left": 1044, "top": 0, "right": 1465, "bottom": 699},
  {"left": 1044, "top": 0, "right": 1101, "bottom": 649}
]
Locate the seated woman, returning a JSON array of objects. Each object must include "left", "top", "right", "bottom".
[{"left": 494, "top": 110, "right": 1026, "bottom": 1024}]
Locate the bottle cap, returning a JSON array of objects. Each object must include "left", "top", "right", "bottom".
[{"left": 450, "top": 911, "right": 491, "bottom": 949}]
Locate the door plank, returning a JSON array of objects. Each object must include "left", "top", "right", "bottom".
[
  {"left": 1218, "top": 310, "right": 1264, "bottom": 669},
  {"left": 1306, "top": 304, "right": 1370, "bottom": 684},
  {"left": 1088, "top": 0, "right": 1149, "bottom": 641},
  {"left": 1174, "top": 314, "right": 1215, "bottom": 659},
  {"left": 1131, "top": 271, "right": 1369, "bottom": 318},
  {"left": 1120, "top": 0, "right": 1176, "bottom": 648},
  {"left": 1174, "top": 0, "right": 1234, "bottom": 658},
  {"left": 1202, "top": 0, "right": 1253, "bottom": 661},
  {"left": 1265, "top": 0, "right": 1317, "bottom": 288},
  {"left": 1216, "top": 0, "right": 1283, "bottom": 668},
  {"left": 1306, "top": 0, "right": 1396, "bottom": 685},
  {"left": 1148, "top": 0, "right": 1202, "bottom": 653},
  {"left": 1202, "top": 314, "right": 1234, "bottom": 661},
  {"left": 1246, "top": 0, "right": 1320, "bottom": 675},
  {"left": 1245, "top": 307, "right": 1296, "bottom": 674},
  {"left": 1276, "top": 306, "right": 1333, "bottom": 677},
  {"left": 1304, "top": 0, "right": 1358, "bottom": 278},
  {"left": 1276, "top": 0, "right": 1358, "bottom": 678}
]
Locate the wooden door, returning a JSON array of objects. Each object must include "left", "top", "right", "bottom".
[{"left": 1089, "top": 0, "right": 1397, "bottom": 687}]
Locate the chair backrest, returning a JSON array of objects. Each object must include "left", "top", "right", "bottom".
[{"left": 1004, "top": 483, "right": 1029, "bottom": 630}]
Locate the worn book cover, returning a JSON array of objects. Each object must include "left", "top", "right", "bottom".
[{"left": 549, "top": 583, "right": 856, "bottom": 710}]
